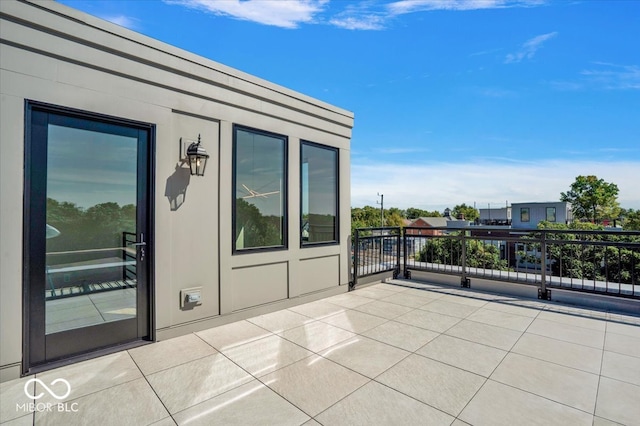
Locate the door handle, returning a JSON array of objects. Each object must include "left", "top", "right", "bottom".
[{"left": 128, "top": 242, "right": 147, "bottom": 246}]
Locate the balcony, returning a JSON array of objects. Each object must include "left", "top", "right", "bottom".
[{"left": 1, "top": 279, "right": 638, "bottom": 425}]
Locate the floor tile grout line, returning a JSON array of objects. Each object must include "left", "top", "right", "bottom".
[{"left": 120, "top": 351, "right": 173, "bottom": 423}]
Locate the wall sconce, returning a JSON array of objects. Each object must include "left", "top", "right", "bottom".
[{"left": 183, "top": 134, "right": 209, "bottom": 176}]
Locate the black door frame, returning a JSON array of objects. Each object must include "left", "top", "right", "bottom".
[{"left": 22, "top": 100, "right": 155, "bottom": 374}]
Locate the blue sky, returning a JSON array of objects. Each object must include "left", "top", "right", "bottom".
[{"left": 59, "top": 0, "right": 640, "bottom": 211}]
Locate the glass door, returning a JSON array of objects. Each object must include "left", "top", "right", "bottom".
[{"left": 24, "top": 102, "right": 153, "bottom": 369}]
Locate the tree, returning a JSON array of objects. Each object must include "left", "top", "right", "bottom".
[
  {"left": 560, "top": 175, "right": 620, "bottom": 224},
  {"left": 451, "top": 203, "right": 479, "bottom": 222},
  {"left": 621, "top": 208, "right": 640, "bottom": 231},
  {"left": 406, "top": 207, "right": 442, "bottom": 220}
]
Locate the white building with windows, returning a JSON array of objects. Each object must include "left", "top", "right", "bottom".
[{"left": 0, "top": 0, "right": 352, "bottom": 381}]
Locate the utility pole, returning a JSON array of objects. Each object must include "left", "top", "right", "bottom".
[{"left": 377, "top": 193, "right": 384, "bottom": 227}]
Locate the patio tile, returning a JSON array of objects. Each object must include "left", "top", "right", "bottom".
[
  {"left": 247, "top": 309, "right": 314, "bottom": 333},
  {"left": 604, "top": 331, "right": 640, "bottom": 358},
  {"left": 302, "top": 420, "right": 321, "bottom": 426},
  {"left": 173, "top": 380, "right": 309, "bottom": 426},
  {"left": 0, "top": 414, "right": 33, "bottom": 426},
  {"left": 221, "top": 334, "right": 313, "bottom": 377},
  {"left": 195, "top": 320, "right": 272, "bottom": 351},
  {"left": 490, "top": 353, "right": 599, "bottom": 413},
  {"left": 261, "top": 355, "right": 369, "bottom": 417},
  {"left": 1, "top": 377, "right": 33, "bottom": 424},
  {"left": 288, "top": 300, "right": 346, "bottom": 320},
  {"left": 319, "top": 336, "right": 410, "bottom": 378},
  {"left": 416, "top": 334, "right": 507, "bottom": 377},
  {"left": 129, "top": 333, "right": 217, "bottom": 375},
  {"left": 149, "top": 417, "right": 177, "bottom": 426},
  {"left": 482, "top": 301, "right": 542, "bottom": 318},
  {"left": 511, "top": 333, "right": 602, "bottom": 374},
  {"left": 607, "top": 321, "right": 640, "bottom": 339},
  {"left": 35, "top": 351, "right": 142, "bottom": 405},
  {"left": 34, "top": 377, "right": 168, "bottom": 426},
  {"left": 459, "top": 380, "right": 592, "bottom": 426},
  {"left": 445, "top": 319, "right": 522, "bottom": 351},
  {"left": 376, "top": 354, "right": 485, "bottom": 416},
  {"left": 368, "top": 283, "right": 408, "bottom": 293},
  {"left": 595, "top": 377, "right": 640, "bottom": 426},
  {"left": 362, "top": 320, "right": 440, "bottom": 352},
  {"left": 323, "top": 293, "right": 373, "bottom": 309},
  {"left": 526, "top": 318, "right": 605, "bottom": 349},
  {"left": 278, "top": 321, "right": 356, "bottom": 353},
  {"left": 395, "top": 287, "right": 443, "bottom": 300},
  {"left": 592, "top": 416, "right": 624, "bottom": 426},
  {"left": 439, "top": 293, "right": 488, "bottom": 307},
  {"left": 146, "top": 353, "right": 253, "bottom": 414},
  {"left": 315, "top": 380, "right": 454, "bottom": 426},
  {"left": 417, "top": 299, "right": 481, "bottom": 318},
  {"left": 380, "top": 292, "right": 433, "bottom": 308},
  {"left": 352, "top": 300, "right": 413, "bottom": 319},
  {"left": 601, "top": 350, "right": 640, "bottom": 386},
  {"left": 538, "top": 309, "right": 607, "bottom": 331},
  {"left": 353, "top": 286, "right": 398, "bottom": 300},
  {"left": 394, "top": 309, "right": 461, "bottom": 333},
  {"left": 465, "top": 308, "right": 534, "bottom": 332},
  {"left": 320, "top": 309, "right": 388, "bottom": 334}
]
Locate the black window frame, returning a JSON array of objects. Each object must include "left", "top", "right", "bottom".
[
  {"left": 300, "top": 141, "right": 339, "bottom": 247},
  {"left": 232, "top": 124, "right": 288, "bottom": 254},
  {"left": 520, "top": 207, "right": 530, "bottom": 223},
  {"left": 546, "top": 207, "right": 557, "bottom": 222}
]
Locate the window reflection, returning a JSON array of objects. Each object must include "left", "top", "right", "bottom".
[
  {"left": 301, "top": 142, "right": 338, "bottom": 245},
  {"left": 233, "top": 127, "right": 287, "bottom": 251}
]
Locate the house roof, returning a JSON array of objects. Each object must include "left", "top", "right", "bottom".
[{"left": 412, "top": 217, "right": 450, "bottom": 227}]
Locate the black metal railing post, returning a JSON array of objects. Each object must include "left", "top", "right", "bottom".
[
  {"left": 460, "top": 231, "right": 470, "bottom": 287},
  {"left": 351, "top": 230, "right": 360, "bottom": 290},
  {"left": 538, "top": 230, "right": 550, "bottom": 300}
]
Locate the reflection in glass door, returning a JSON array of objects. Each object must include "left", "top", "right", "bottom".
[
  {"left": 45, "top": 124, "right": 139, "bottom": 334},
  {"left": 25, "top": 102, "right": 153, "bottom": 369}
]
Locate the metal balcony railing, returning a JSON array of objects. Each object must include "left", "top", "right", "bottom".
[{"left": 352, "top": 226, "right": 640, "bottom": 300}]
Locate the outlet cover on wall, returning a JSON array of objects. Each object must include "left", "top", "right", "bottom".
[{"left": 180, "top": 287, "right": 202, "bottom": 309}]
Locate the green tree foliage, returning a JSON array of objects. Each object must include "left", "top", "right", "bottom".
[
  {"left": 451, "top": 203, "right": 479, "bottom": 222},
  {"left": 236, "top": 198, "right": 282, "bottom": 248},
  {"left": 520, "top": 222, "right": 640, "bottom": 285},
  {"left": 406, "top": 207, "right": 442, "bottom": 220},
  {"left": 621, "top": 208, "right": 640, "bottom": 231},
  {"left": 46, "top": 198, "right": 136, "bottom": 252},
  {"left": 417, "top": 234, "right": 510, "bottom": 271},
  {"left": 560, "top": 175, "right": 621, "bottom": 224}
]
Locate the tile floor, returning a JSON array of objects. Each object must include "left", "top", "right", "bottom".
[{"left": 2, "top": 279, "right": 639, "bottom": 425}]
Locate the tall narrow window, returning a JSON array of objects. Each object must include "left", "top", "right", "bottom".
[
  {"left": 301, "top": 142, "right": 338, "bottom": 245},
  {"left": 233, "top": 126, "right": 287, "bottom": 252},
  {"left": 520, "top": 207, "right": 530, "bottom": 223},
  {"left": 546, "top": 207, "right": 557, "bottom": 222}
]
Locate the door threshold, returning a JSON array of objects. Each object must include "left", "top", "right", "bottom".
[{"left": 24, "top": 339, "right": 152, "bottom": 377}]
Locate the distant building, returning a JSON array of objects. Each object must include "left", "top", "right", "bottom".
[
  {"left": 511, "top": 202, "right": 572, "bottom": 229},
  {"left": 479, "top": 207, "right": 511, "bottom": 226}
]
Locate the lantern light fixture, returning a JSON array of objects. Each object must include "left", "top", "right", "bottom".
[{"left": 185, "top": 134, "right": 209, "bottom": 176}]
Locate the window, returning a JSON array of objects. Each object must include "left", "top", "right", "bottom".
[
  {"left": 546, "top": 207, "right": 557, "bottom": 222},
  {"left": 301, "top": 142, "right": 338, "bottom": 245},
  {"left": 520, "top": 207, "right": 530, "bottom": 222},
  {"left": 233, "top": 126, "right": 287, "bottom": 252}
]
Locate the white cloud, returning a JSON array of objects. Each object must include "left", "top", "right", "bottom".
[
  {"left": 387, "top": 0, "right": 545, "bottom": 15},
  {"left": 329, "top": 15, "right": 386, "bottom": 30},
  {"left": 351, "top": 159, "right": 640, "bottom": 210},
  {"left": 581, "top": 63, "right": 640, "bottom": 90},
  {"left": 101, "top": 15, "right": 138, "bottom": 30},
  {"left": 166, "top": 0, "right": 328, "bottom": 28},
  {"left": 505, "top": 31, "right": 557, "bottom": 63}
]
